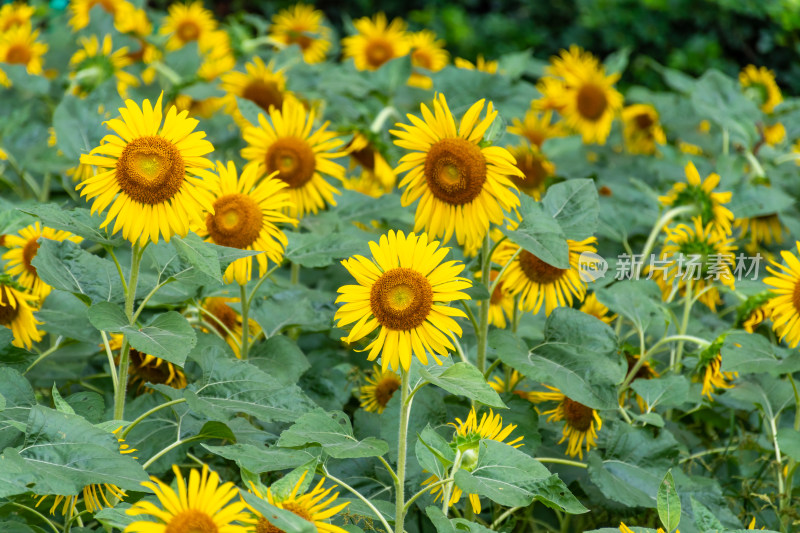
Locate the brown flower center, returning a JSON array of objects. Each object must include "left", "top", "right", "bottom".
[
  {"left": 22, "top": 238, "right": 40, "bottom": 274},
  {"left": 265, "top": 137, "right": 316, "bottom": 189},
  {"left": 510, "top": 152, "right": 548, "bottom": 195},
  {"left": 351, "top": 146, "right": 375, "bottom": 171},
  {"left": 130, "top": 350, "right": 174, "bottom": 387},
  {"left": 365, "top": 39, "right": 393, "bottom": 69},
  {"left": 206, "top": 193, "right": 263, "bottom": 249},
  {"left": 5, "top": 44, "right": 31, "bottom": 65},
  {"left": 518, "top": 250, "right": 566, "bottom": 284},
  {"left": 90, "top": 0, "right": 118, "bottom": 14},
  {"left": 242, "top": 80, "right": 284, "bottom": 113},
  {"left": 576, "top": 83, "right": 608, "bottom": 121},
  {"left": 374, "top": 375, "right": 401, "bottom": 407},
  {"left": 489, "top": 282, "right": 505, "bottom": 305},
  {"left": 634, "top": 113, "right": 654, "bottom": 130},
  {"left": 412, "top": 49, "right": 433, "bottom": 70},
  {"left": 563, "top": 397, "right": 594, "bottom": 432},
  {"left": 164, "top": 509, "right": 218, "bottom": 533},
  {"left": 0, "top": 288, "right": 20, "bottom": 326},
  {"left": 370, "top": 268, "right": 433, "bottom": 331},
  {"left": 255, "top": 517, "right": 284, "bottom": 533},
  {"left": 424, "top": 138, "right": 486, "bottom": 206},
  {"left": 525, "top": 130, "right": 546, "bottom": 148},
  {"left": 255, "top": 502, "right": 314, "bottom": 533},
  {"left": 116, "top": 136, "right": 185, "bottom": 205},
  {"left": 204, "top": 299, "right": 238, "bottom": 335},
  {"left": 176, "top": 20, "right": 201, "bottom": 42},
  {"left": 287, "top": 30, "right": 313, "bottom": 51}
]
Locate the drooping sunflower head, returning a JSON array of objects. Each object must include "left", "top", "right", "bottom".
[
  {"left": 241, "top": 97, "right": 346, "bottom": 219},
  {"left": 359, "top": 364, "right": 401, "bottom": 414},
  {"left": 391, "top": 93, "right": 522, "bottom": 251},
  {"left": 740, "top": 65, "right": 782, "bottom": 114},
  {"left": 199, "top": 296, "right": 261, "bottom": 358},
  {"left": 0, "top": 2, "right": 35, "bottom": 32},
  {"left": 407, "top": 30, "right": 449, "bottom": 89},
  {"left": 0, "top": 280, "right": 43, "bottom": 349},
  {"left": 77, "top": 93, "right": 217, "bottom": 246},
  {"left": 454, "top": 55, "right": 498, "bottom": 74},
  {"left": 506, "top": 144, "right": 555, "bottom": 201},
  {"left": 107, "top": 334, "right": 187, "bottom": 392},
  {"left": 342, "top": 12, "right": 411, "bottom": 71},
  {"left": 2, "top": 222, "right": 82, "bottom": 300},
  {"left": 658, "top": 161, "right": 734, "bottom": 234},
  {"left": 159, "top": 0, "right": 218, "bottom": 50},
  {"left": 335, "top": 230, "right": 471, "bottom": 372},
  {"left": 764, "top": 241, "right": 800, "bottom": 348},
  {"left": 621, "top": 103, "right": 666, "bottom": 155},
  {"left": 269, "top": 3, "right": 332, "bottom": 64},
  {"left": 69, "top": 34, "right": 140, "bottom": 98},
  {"left": 345, "top": 132, "right": 396, "bottom": 194},
  {"left": 527, "top": 384, "right": 602, "bottom": 459},
  {"left": 450, "top": 407, "right": 523, "bottom": 453},
  {"left": 0, "top": 23, "right": 48, "bottom": 75},
  {"left": 734, "top": 213, "right": 785, "bottom": 252},
  {"left": 221, "top": 57, "right": 289, "bottom": 127},
  {"left": 508, "top": 108, "right": 565, "bottom": 148},
  {"left": 736, "top": 292, "right": 773, "bottom": 333},
  {"left": 694, "top": 342, "right": 736, "bottom": 400},
  {"left": 579, "top": 292, "right": 616, "bottom": 324},
  {"left": 126, "top": 464, "right": 250, "bottom": 533}
]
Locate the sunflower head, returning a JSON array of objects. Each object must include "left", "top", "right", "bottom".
[
  {"left": 764, "top": 241, "right": 800, "bottom": 348},
  {"left": 0, "top": 2, "right": 35, "bottom": 32},
  {"left": 359, "top": 364, "right": 401, "bottom": 414},
  {"left": 740, "top": 65, "right": 782, "bottom": 114},
  {"left": 508, "top": 108, "right": 565, "bottom": 148},
  {"left": 454, "top": 55, "right": 498, "bottom": 74},
  {"left": 450, "top": 407, "right": 523, "bottom": 458},
  {"left": 694, "top": 340, "right": 736, "bottom": 400},
  {"left": 160, "top": 0, "right": 217, "bottom": 50},
  {"left": 622, "top": 103, "right": 666, "bottom": 155},
  {"left": 407, "top": 30, "right": 448, "bottom": 89},
  {"left": 658, "top": 161, "right": 733, "bottom": 234},
  {"left": 222, "top": 57, "right": 288, "bottom": 126},
  {"left": 342, "top": 12, "right": 411, "bottom": 71},
  {"left": 0, "top": 280, "right": 43, "bottom": 349},
  {"left": 269, "top": 3, "right": 332, "bottom": 64},
  {"left": 527, "top": 384, "right": 602, "bottom": 459},
  {"left": 0, "top": 23, "right": 48, "bottom": 75},
  {"left": 69, "top": 34, "right": 139, "bottom": 97},
  {"left": 506, "top": 144, "right": 555, "bottom": 201}
]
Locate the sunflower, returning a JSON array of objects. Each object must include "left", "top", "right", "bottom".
[
  {"left": 488, "top": 369, "right": 525, "bottom": 394},
  {"left": 506, "top": 144, "right": 555, "bottom": 201},
  {"left": 335, "top": 231, "right": 471, "bottom": 372},
  {"left": 196, "top": 29, "right": 235, "bottom": 82},
  {"left": 407, "top": 30, "right": 448, "bottom": 89},
  {"left": 77, "top": 94, "right": 217, "bottom": 246},
  {"left": 422, "top": 407, "right": 522, "bottom": 514},
  {"left": 658, "top": 161, "right": 734, "bottom": 235},
  {"left": 695, "top": 349, "right": 736, "bottom": 400},
  {"left": 342, "top": 13, "right": 410, "bottom": 72},
  {"left": 0, "top": 280, "right": 43, "bottom": 349},
  {"left": 764, "top": 242, "right": 800, "bottom": 348},
  {"left": 345, "top": 132, "right": 396, "bottom": 194},
  {"left": 391, "top": 94, "right": 522, "bottom": 251},
  {"left": 159, "top": 1, "right": 217, "bottom": 51},
  {"left": 0, "top": 2, "right": 35, "bottom": 32},
  {"left": 69, "top": 35, "right": 140, "bottom": 98},
  {"left": 269, "top": 3, "right": 331, "bottom": 64},
  {"left": 68, "top": 0, "right": 134, "bottom": 32},
  {"left": 0, "top": 23, "right": 47, "bottom": 75},
  {"left": 125, "top": 464, "right": 250, "bottom": 533},
  {"left": 359, "top": 364, "right": 401, "bottom": 414},
  {"left": 734, "top": 213, "right": 785, "bottom": 251},
  {"left": 454, "top": 55, "right": 498, "bottom": 74},
  {"left": 221, "top": 57, "right": 289, "bottom": 128},
  {"left": 108, "top": 334, "right": 187, "bottom": 392},
  {"left": 200, "top": 296, "right": 261, "bottom": 358},
  {"left": 527, "top": 385, "right": 602, "bottom": 459},
  {"left": 241, "top": 97, "right": 345, "bottom": 219},
  {"left": 481, "top": 269, "right": 515, "bottom": 329},
  {"left": 493, "top": 236, "right": 597, "bottom": 316},
  {"left": 621, "top": 104, "right": 666, "bottom": 155},
  {"left": 763, "top": 122, "right": 785, "bottom": 146},
  {"left": 678, "top": 141, "right": 703, "bottom": 156},
  {"left": 650, "top": 216, "right": 736, "bottom": 312},
  {"left": 740, "top": 65, "right": 782, "bottom": 114},
  {"left": 2, "top": 222, "right": 82, "bottom": 300},
  {"left": 742, "top": 303, "right": 771, "bottom": 333},
  {"left": 579, "top": 292, "right": 615, "bottom": 324},
  {"left": 508, "top": 109, "right": 565, "bottom": 148},
  {"left": 243, "top": 471, "right": 348, "bottom": 533}
]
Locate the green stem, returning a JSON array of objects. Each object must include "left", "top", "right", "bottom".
[
  {"left": 483, "top": 357, "right": 503, "bottom": 380},
  {"left": 395, "top": 370, "right": 412, "bottom": 533},
  {"left": 9, "top": 502, "right": 60, "bottom": 533},
  {"left": 239, "top": 283, "right": 250, "bottom": 360},
  {"left": 290, "top": 261, "right": 300, "bottom": 285},
  {"left": 323, "top": 467, "right": 394, "bottom": 533},
  {"left": 114, "top": 243, "right": 143, "bottom": 421},
  {"left": 378, "top": 455, "right": 400, "bottom": 486},
  {"left": 246, "top": 264, "right": 281, "bottom": 308},
  {"left": 121, "top": 398, "right": 186, "bottom": 439},
  {"left": 491, "top": 506, "right": 521, "bottom": 529},
  {"left": 476, "top": 234, "right": 491, "bottom": 373},
  {"left": 460, "top": 300, "right": 479, "bottom": 337},
  {"left": 782, "top": 376, "right": 800, "bottom": 526},
  {"left": 673, "top": 281, "right": 694, "bottom": 374},
  {"left": 440, "top": 449, "right": 464, "bottom": 516},
  {"left": 24, "top": 337, "right": 65, "bottom": 375},
  {"left": 143, "top": 436, "right": 203, "bottom": 469},
  {"left": 131, "top": 279, "right": 174, "bottom": 324},
  {"left": 404, "top": 478, "right": 453, "bottom": 513},
  {"left": 100, "top": 331, "right": 119, "bottom": 394},
  {"left": 635, "top": 205, "right": 697, "bottom": 279},
  {"left": 536, "top": 457, "right": 588, "bottom": 468},
  {"left": 370, "top": 106, "right": 399, "bottom": 133}
]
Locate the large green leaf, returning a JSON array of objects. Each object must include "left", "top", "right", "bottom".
[
  {"left": 502, "top": 195, "right": 569, "bottom": 269},
  {"left": 19, "top": 204, "right": 123, "bottom": 246},
  {"left": 249, "top": 335, "right": 310, "bottom": 385},
  {"left": 657, "top": 470, "right": 681, "bottom": 533},
  {"left": 542, "top": 179, "right": 600, "bottom": 240},
  {"left": 721, "top": 331, "right": 800, "bottom": 375},
  {"left": 415, "top": 361, "right": 506, "bottom": 409},
  {"left": 415, "top": 424, "right": 455, "bottom": 480},
  {"left": 595, "top": 280, "right": 666, "bottom": 333},
  {"left": 277, "top": 410, "right": 389, "bottom": 459},
  {"left": 204, "top": 443, "right": 318, "bottom": 474},
  {"left": 690, "top": 69, "right": 760, "bottom": 146},
  {"left": 630, "top": 375, "right": 692, "bottom": 410},
  {"left": 0, "top": 367, "right": 36, "bottom": 450}
]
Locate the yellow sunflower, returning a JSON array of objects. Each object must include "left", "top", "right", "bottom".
[
  {"left": 69, "top": 34, "right": 140, "bottom": 98},
  {"left": 241, "top": 97, "right": 346, "bottom": 219},
  {"left": 108, "top": 334, "right": 187, "bottom": 392},
  {"left": 359, "top": 364, "right": 401, "bottom": 414},
  {"left": 0, "top": 67, "right": 8, "bottom": 88},
  {"left": 506, "top": 144, "right": 555, "bottom": 200},
  {"left": 200, "top": 296, "right": 260, "bottom": 358},
  {"left": 0, "top": 281, "right": 43, "bottom": 349},
  {"left": 740, "top": 65, "right": 782, "bottom": 114},
  {"left": 0, "top": 2, "right": 35, "bottom": 32},
  {"left": 508, "top": 108, "right": 565, "bottom": 148},
  {"left": 243, "top": 471, "right": 349, "bottom": 533},
  {"left": 125, "top": 464, "right": 249, "bottom": 533},
  {"left": 68, "top": 0, "right": 134, "bottom": 32},
  {"left": 2, "top": 222, "right": 82, "bottom": 299},
  {"left": 408, "top": 30, "right": 448, "bottom": 89},
  {"left": 159, "top": 1, "right": 217, "bottom": 51},
  {"left": 650, "top": 216, "right": 736, "bottom": 312},
  {"left": 342, "top": 13, "right": 410, "bottom": 72},
  {"left": 196, "top": 29, "right": 235, "bottom": 82},
  {"left": 621, "top": 104, "right": 666, "bottom": 155},
  {"left": 483, "top": 269, "right": 515, "bottom": 329},
  {"left": 334, "top": 230, "right": 471, "bottom": 372},
  {"left": 527, "top": 385, "right": 602, "bottom": 459},
  {"left": 734, "top": 213, "right": 785, "bottom": 251},
  {"left": 0, "top": 23, "right": 47, "bottom": 75},
  {"left": 391, "top": 93, "right": 522, "bottom": 251},
  {"left": 454, "top": 55, "right": 498, "bottom": 74},
  {"left": 493, "top": 236, "right": 597, "bottom": 316},
  {"left": 742, "top": 303, "right": 771, "bottom": 333},
  {"left": 221, "top": 57, "right": 289, "bottom": 128},
  {"left": 269, "top": 3, "right": 331, "bottom": 64},
  {"left": 764, "top": 242, "right": 800, "bottom": 348},
  {"left": 763, "top": 122, "right": 785, "bottom": 146},
  {"left": 695, "top": 350, "right": 736, "bottom": 400},
  {"left": 77, "top": 94, "right": 217, "bottom": 246},
  {"left": 579, "top": 292, "right": 615, "bottom": 324},
  {"left": 488, "top": 368, "right": 525, "bottom": 394},
  {"left": 345, "top": 132, "right": 396, "bottom": 194},
  {"left": 658, "top": 161, "right": 734, "bottom": 235}
]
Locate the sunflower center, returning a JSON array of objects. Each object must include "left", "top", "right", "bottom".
[
  {"left": 205, "top": 300, "right": 238, "bottom": 335},
  {"left": 518, "top": 250, "right": 566, "bottom": 284},
  {"left": 563, "top": 397, "right": 593, "bottom": 432},
  {"left": 370, "top": 268, "right": 433, "bottom": 331},
  {"left": 511, "top": 154, "right": 548, "bottom": 194},
  {"left": 0, "top": 290, "right": 20, "bottom": 326},
  {"left": 412, "top": 50, "right": 433, "bottom": 70},
  {"left": 5, "top": 43, "right": 31, "bottom": 65},
  {"left": 242, "top": 80, "right": 284, "bottom": 113},
  {"left": 424, "top": 138, "right": 487, "bottom": 206},
  {"left": 255, "top": 517, "right": 284, "bottom": 533},
  {"left": 634, "top": 113, "right": 654, "bottom": 130},
  {"left": 164, "top": 509, "right": 218, "bottom": 533},
  {"left": 265, "top": 137, "right": 316, "bottom": 189},
  {"left": 375, "top": 376, "right": 401, "bottom": 407},
  {"left": 176, "top": 20, "right": 201, "bottom": 42},
  {"left": 365, "top": 39, "right": 393, "bottom": 69},
  {"left": 206, "top": 193, "right": 263, "bottom": 249},
  {"left": 525, "top": 130, "right": 546, "bottom": 148},
  {"left": 576, "top": 83, "right": 608, "bottom": 121},
  {"left": 351, "top": 146, "right": 375, "bottom": 171},
  {"left": 130, "top": 350, "right": 171, "bottom": 386},
  {"left": 283, "top": 502, "right": 314, "bottom": 522},
  {"left": 22, "top": 238, "right": 40, "bottom": 275},
  {"left": 489, "top": 281, "right": 505, "bottom": 305},
  {"left": 116, "top": 136, "right": 185, "bottom": 205},
  {"left": 287, "top": 30, "right": 313, "bottom": 51}
]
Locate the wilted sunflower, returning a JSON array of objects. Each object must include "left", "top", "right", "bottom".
[
  {"left": 269, "top": 4, "right": 331, "bottom": 64},
  {"left": 734, "top": 213, "right": 785, "bottom": 251},
  {"left": 359, "top": 364, "right": 401, "bottom": 414},
  {"left": 196, "top": 161, "right": 296, "bottom": 285},
  {"left": 241, "top": 97, "right": 345, "bottom": 219},
  {"left": 2, "top": 222, "right": 82, "bottom": 299},
  {"left": 345, "top": 132, "right": 396, "bottom": 194},
  {"left": 221, "top": 57, "right": 289, "bottom": 127},
  {"left": 508, "top": 108, "right": 565, "bottom": 148},
  {"left": 125, "top": 464, "right": 249, "bottom": 533},
  {"left": 69, "top": 34, "right": 139, "bottom": 98},
  {"left": 493, "top": 236, "right": 597, "bottom": 315},
  {"left": 0, "top": 2, "right": 34, "bottom": 31},
  {"left": 160, "top": 0, "right": 217, "bottom": 50},
  {"left": 506, "top": 144, "right": 555, "bottom": 200},
  {"left": 391, "top": 94, "right": 522, "bottom": 251},
  {"left": 108, "top": 334, "right": 187, "bottom": 392},
  {"left": 0, "top": 280, "right": 42, "bottom": 349},
  {"left": 764, "top": 242, "right": 800, "bottom": 348},
  {"left": 0, "top": 23, "right": 47, "bottom": 75},
  {"left": 244, "top": 471, "right": 349, "bottom": 533},
  {"left": 335, "top": 231, "right": 471, "bottom": 372},
  {"left": 740, "top": 65, "right": 782, "bottom": 114},
  {"left": 454, "top": 55, "right": 498, "bottom": 74},
  {"left": 695, "top": 348, "right": 736, "bottom": 400},
  {"left": 659, "top": 161, "right": 734, "bottom": 234},
  {"left": 527, "top": 385, "right": 602, "bottom": 459},
  {"left": 621, "top": 104, "right": 666, "bottom": 155},
  {"left": 77, "top": 94, "right": 217, "bottom": 246},
  {"left": 579, "top": 292, "right": 615, "bottom": 324},
  {"left": 200, "top": 296, "right": 260, "bottom": 358},
  {"left": 408, "top": 30, "right": 448, "bottom": 89},
  {"left": 342, "top": 13, "right": 410, "bottom": 71}
]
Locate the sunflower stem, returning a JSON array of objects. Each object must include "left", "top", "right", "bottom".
[
  {"left": 24, "top": 337, "right": 65, "bottom": 375},
  {"left": 395, "top": 369, "right": 411, "bottom": 533},
  {"left": 323, "top": 466, "right": 394, "bottom": 533},
  {"left": 239, "top": 283, "right": 250, "bottom": 360},
  {"left": 121, "top": 398, "right": 186, "bottom": 440},
  {"left": 536, "top": 457, "right": 588, "bottom": 468},
  {"left": 290, "top": 261, "right": 300, "bottom": 285},
  {"left": 476, "top": 234, "right": 492, "bottom": 373},
  {"left": 672, "top": 281, "right": 694, "bottom": 374},
  {"left": 635, "top": 205, "right": 697, "bottom": 280},
  {"left": 441, "top": 449, "right": 464, "bottom": 516},
  {"left": 100, "top": 331, "right": 119, "bottom": 394},
  {"left": 114, "top": 243, "right": 143, "bottom": 421},
  {"left": 8, "top": 502, "right": 60, "bottom": 533},
  {"left": 370, "top": 105, "right": 398, "bottom": 133}
]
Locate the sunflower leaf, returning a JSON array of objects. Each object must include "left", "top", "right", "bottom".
[
  {"left": 203, "top": 443, "right": 319, "bottom": 474},
  {"left": 19, "top": 204, "right": 124, "bottom": 246},
  {"left": 416, "top": 361, "right": 506, "bottom": 409},
  {"left": 277, "top": 410, "right": 389, "bottom": 459},
  {"left": 542, "top": 178, "right": 600, "bottom": 241},
  {"left": 239, "top": 489, "right": 317, "bottom": 533},
  {"left": 503, "top": 195, "right": 569, "bottom": 269},
  {"left": 657, "top": 470, "right": 681, "bottom": 533}
]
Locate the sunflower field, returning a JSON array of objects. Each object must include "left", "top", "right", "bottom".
[{"left": 1, "top": 1, "right": 800, "bottom": 532}]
